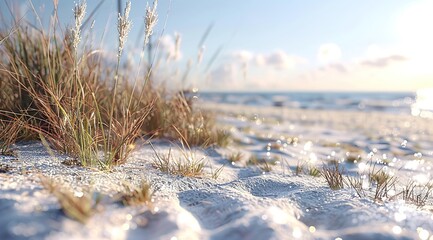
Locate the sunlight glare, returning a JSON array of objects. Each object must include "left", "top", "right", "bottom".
[
  {"left": 396, "top": 1, "right": 433, "bottom": 47},
  {"left": 412, "top": 89, "right": 433, "bottom": 118},
  {"left": 392, "top": 225, "right": 402, "bottom": 234}
]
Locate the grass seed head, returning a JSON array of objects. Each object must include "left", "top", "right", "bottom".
[
  {"left": 144, "top": 0, "right": 158, "bottom": 46},
  {"left": 118, "top": 1, "right": 132, "bottom": 57},
  {"left": 72, "top": 1, "right": 87, "bottom": 51}
]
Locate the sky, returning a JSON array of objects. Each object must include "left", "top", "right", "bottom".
[{"left": 1, "top": 0, "right": 433, "bottom": 92}]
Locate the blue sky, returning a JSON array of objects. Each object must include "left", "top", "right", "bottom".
[{"left": 2, "top": 0, "right": 433, "bottom": 92}]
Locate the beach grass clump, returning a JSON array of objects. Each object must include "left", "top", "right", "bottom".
[
  {"left": 368, "top": 167, "right": 397, "bottom": 202},
  {"left": 322, "top": 161, "right": 344, "bottom": 190},
  {"left": 345, "top": 163, "right": 398, "bottom": 202},
  {"left": 228, "top": 152, "right": 244, "bottom": 163},
  {"left": 40, "top": 176, "right": 101, "bottom": 224},
  {"left": 399, "top": 180, "right": 433, "bottom": 207},
  {"left": 345, "top": 175, "right": 367, "bottom": 198},
  {"left": 259, "top": 160, "right": 273, "bottom": 173},
  {"left": 152, "top": 146, "right": 206, "bottom": 177},
  {"left": 0, "top": 0, "right": 150, "bottom": 168},
  {"left": 295, "top": 160, "right": 305, "bottom": 176},
  {"left": 293, "top": 161, "right": 320, "bottom": 177},
  {"left": 210, "top": 164, "right": 225, "bottom": 179},
  {"left": 119, "top": 180, "right": 154, "bottom": 207},
  {"left": 247, "top": 155, "right": 277, "bottom": 172},
  {"left": 0, "top": 0, "right": 225, "bottom": 168},
  {"left": 143, "top": 94, "right": 230, "bottom": 147}
]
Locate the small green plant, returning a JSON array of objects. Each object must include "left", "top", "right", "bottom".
[
  {"left": 119, "top": 180, "right": 154, "bottom": 207},
  {"left": 40, "top": 176, "right": 101, "bottom": 224},
  {"left": 308, "top": 167, "right": 321, "bottom": 177},
  {"left": 322, "top": 161, "right": 344, "bottom": 190}
]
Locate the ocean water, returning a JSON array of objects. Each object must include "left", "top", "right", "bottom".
[{"left": 196, "top": 90, "right": 433, "bottom": 117}]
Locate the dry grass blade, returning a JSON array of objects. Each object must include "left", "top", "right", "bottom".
[
  {"left": 210, "top": 164, "right": 225, "bottom": 179},
  {"left": 120, "top": 180, "right": 154, "bottom": 207},
  {"left": 0, "top": 117, "right": 22, "bottom": 155},
  {"left": 369, "top": 167, "right": 397, "bottom": 202},
  {"left": 40, "top": 176, "right": 100, "bottom": 224},
  {"left": 151, "top": 143, "right": 206, "bottom": 178},
  {"left": 295, "top": 160, "right": 305, "bottom": 176},
  {"left": 322, "top": 161, "right": 344, "bottom": 190},
  {"left": 308, "top": 167, "right": 321, "bottom": 177},
  {"left": 345, "top": 175, "right": 366, "bottom": 197},
  {"left": 174, "top": 154, "right": 206, "bottom": 177},
  {"left": 399, "top": 180, "right": 433, "bottom": 207},
  {"left": 260, "top": 160, "right": 273, "bottom": 173},
  {"left": 228, "top": 152, "right": 243, "bottom": 163},
  {"left": 247, "top": 155, "right": 276, "bottom": 172},
  {"left": 150, "top": 143, "right": 172, "bottom": 173}
]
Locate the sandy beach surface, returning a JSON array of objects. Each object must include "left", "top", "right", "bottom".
[{"left": 1, "top": 103, "right": 433, "bottom": 240}]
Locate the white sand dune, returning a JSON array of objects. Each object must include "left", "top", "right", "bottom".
[{"left": 1, "top": 104, "right": 433, "bottom": 239}]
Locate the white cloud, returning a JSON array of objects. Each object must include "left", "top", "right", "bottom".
[
  {"left": 262, "top": 50, "right": 303, "bottom": 70},
  {"left": 229, "top": 49, "right": 306, "bottom": 70},
  {"left": 319, "top": 63, "right": 348, "bottom": 73},
  {"left": 204, "top": 49, "right": 307, "bottom": 90},
  {"left": 361, "top": 55, "right": 407, "bottom": 68},
  {"left": 208, "top": 62, "right": 243, "bottom": 90},
  {"left": 317, "top": 43, "right": 342, "bottom": 64},
  {"left": 203, "top": 44, "right": 432, "bottom": 92},
  {"left": 231, "top": 50, "right": 255, "bottom": 63},
  {"left": 255, "top": 50, "right": 306, "bottom": 70}
]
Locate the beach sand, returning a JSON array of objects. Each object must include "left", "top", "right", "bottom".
[{"left": 1, "top": 103, "right": 433, "bottom": 239}]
